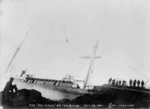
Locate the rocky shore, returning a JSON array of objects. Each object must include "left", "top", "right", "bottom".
[
  {"left": 0, "top": 88, "right": 150, "bottom": 108},
  {"left": 0, "top": 89, "right": 58, "bottom": 108}
]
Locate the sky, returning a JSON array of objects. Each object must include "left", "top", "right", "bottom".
[{"left": 0, "top": 0, "right": 150, "bottom": 87}]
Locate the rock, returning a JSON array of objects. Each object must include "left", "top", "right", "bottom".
[
  {"left": 0, "top": 88, "right": 150, "bottom": 108},
  {"left": 70, "top": 88, "right": 150, "bottom": 108},
  {"left": 0, "top": 89, "right": 58, "bottom": 108}
]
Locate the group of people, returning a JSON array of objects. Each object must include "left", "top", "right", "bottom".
[
  {"left": 108, "top": 78, "right": 145, "bottom": 88},
  {"left": 129, "top": 79, "right": 145, "bottom": 88},
  {"left": 108, "top": 78, "right": 127, "bottom": 86}
]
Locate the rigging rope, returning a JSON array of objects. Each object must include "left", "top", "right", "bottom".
[
  {"left": 110, "top": 55, "right": 150, "bottom": 80},
  {"left": 4, "top": 26, "right": 33, "bottom": 74}
]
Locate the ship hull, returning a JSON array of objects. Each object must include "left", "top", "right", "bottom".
[{"left": 13, "top": 77, "right": 89, "bottom": 100}]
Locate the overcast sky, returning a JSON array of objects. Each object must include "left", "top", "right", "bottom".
[{"left": 0, "top": 0, "right": 150, "bottom": 87}]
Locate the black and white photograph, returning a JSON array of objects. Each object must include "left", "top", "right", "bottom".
[{"left": 0, "top": 0, "right": 150, "bottom": 108}]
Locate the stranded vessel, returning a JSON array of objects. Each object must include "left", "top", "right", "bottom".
[{"left": 3, "top": 38, "right": 150, "bottom": 100}]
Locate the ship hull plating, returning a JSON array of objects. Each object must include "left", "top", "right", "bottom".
[{"left": 13, "top": 77, "right": 90, "bottom": 100}]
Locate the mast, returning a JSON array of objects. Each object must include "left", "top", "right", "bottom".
[
  {"left": 83, "top": 40, "right": 99, "bottom": 89},
  {"left": 5, "top": 27, "right": 32, "bottom": 74}
]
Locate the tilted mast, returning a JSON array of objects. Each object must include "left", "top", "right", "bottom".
[
  {"left": 5, "top": 27, "right": 32, "bottom": 74},
  {"left": 83, "top": 40, "right": 100, "bottom": 89}
]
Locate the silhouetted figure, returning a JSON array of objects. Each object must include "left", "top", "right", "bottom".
[
  {"left": 20, "top": 70, "right": 26, "bottom": 77},
  {"left": 119, "top": 80, "right": 121, "bottom": 86},
  {"left": 3, "top": 77, "right": 18, "bottom": 104},
  {"left": 116, "top": 80, "right": 119, "bottom": 86},
  {"left": 133, "top": 79, "right": 137, "bottom": 87},
  {"left": 137, "top": 80, "right": 140, "bottom": 87},
  {"left": 77, "top": 85, "right": 80, "bottom": 89},
  {"left": 112, "top": 79, "right": 116, "bottom": 85},
  {"left": 141, "top": 80, "right": 145, "bottom": 88},
  {"left": 108, "top": 78, "right": 112, "bottom": 84},
  {"left": 129, "top": 79, "right": 133, "bottom": 87},
  {"left": 122, "top": 80, "right": 126, "bottom": 86}
]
